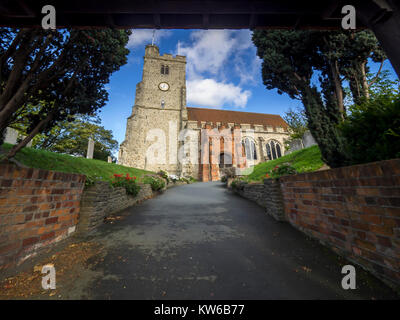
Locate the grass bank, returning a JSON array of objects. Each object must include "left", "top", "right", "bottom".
[
  {"left": 244, "top": 145, "right": 325, "bottom": 182},
  {"left": 1, "top": 143, "right": 152, "bottom": 182}
]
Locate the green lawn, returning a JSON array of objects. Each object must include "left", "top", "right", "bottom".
[
  {"left": 244, "top": 145, "right": 325, "bottom": 182},
  {"left": 1, "top": 143, "right": 153, "bottom": 182}
]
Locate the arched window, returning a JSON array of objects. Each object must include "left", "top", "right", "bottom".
[
  {"left": 266, "top": 140, "right": 283, "bottom": 160},
  {"left": 271, "top": 141, "right": 277, "bottom": 160},
  {"left": 165, "top": 65, "right": 169, "bottom": 74},
  {"left": 161, "top": 65, "right": 165, "bottom": 74},
  {"left": 266, "top": 143, "right": 272, "bottom": 160},
  {"left": 276, "top": 143, "right": 282, "bottom": 158},
  {"left": 243, "top": 138, "right": 257, "bottom": 160}
]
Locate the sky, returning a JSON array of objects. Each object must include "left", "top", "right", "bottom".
[{"left": 98, "top": 29, "right": 397, "bottom": 153}]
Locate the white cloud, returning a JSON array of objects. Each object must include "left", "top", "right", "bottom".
[
  {"left": 177, "top": 30, "right": 235, "bottom": 79},
  {"left": 233, "top": 53, "right": 262, "bottom": 86},
  {"left": 177, "top": 30, "right": 253, "bottom": 80},
  {"left": 127, "top": 29, "right": 172, "bottom": 49},
  {"left": 187, "top": 79, "right": 251, "bottom": 109},
  {"left": 176, "top": 30, "right": 257, "bottom": 109}
]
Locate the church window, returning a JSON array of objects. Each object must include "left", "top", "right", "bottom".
[
  {"left": 266, "top": 140, "right": 283, "bottom": 160},
  {"left": 243, "top": 138, "right": 257, "bottom": 161},
  {"left": 276, "top": 143, "right": 282, "bottom": 158},
  {"left": 271, "top": 141, "right": 277, "bottom": 160},
  {"left": 161, "top": 100, "right": 165, "bottom": 108},
  {"left": 161, "top": 65, "right": 169, "bottom": 75},
  {"left": 266, "top": 143, "right": 272, "bottom": 160}
]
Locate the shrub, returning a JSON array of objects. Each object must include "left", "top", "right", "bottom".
[
  {"left": 111, "top": 173, "right": 140, "bottom": 196},
  {"left": 340, "top": 94, "right": 400, "bottom": 165},
  {"left": 231, "top": 177, "right": 247, "bottom": 190},
  {"left": 265, "top": 163, "right": 297, "bottom": 179},
  {"left": 157, "top": 170, "right": 170, "bottom": 183},
  {"left": 179, "top": 177, "right": 190, "bottom": 184},
  {"left": 144, "top": 174, "right": 166, "bottom": 191},
  {"left": 221, "top": 176, "right": 227, "bottom": 183},
  {"left": 148, "top": 176, "right": 166, "bottom": 191},
  {"left": 85, "top": 174, "right": 102, "bottom": 188}
]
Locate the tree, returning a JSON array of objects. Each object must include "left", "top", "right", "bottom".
[
  {"left": 339, "top": 31, "right": 386, "bottom": 104},
  {"left": 30, "top": 116, "right": 118, "bottom": 161},
  {"left": 283, "top": 106, "right": 308, "bottom": 148},
  {"left": 252, "top": 29, "right": 387, "bottom": 168},
  {"left": 252, "top": 30, "right": 350, "bottom": 168},
  {"left": 340, "top": 94, "right": 400, "bottom": 164},
  {"left": 0, "top": 28, "right": 130, "bottom": 159}
]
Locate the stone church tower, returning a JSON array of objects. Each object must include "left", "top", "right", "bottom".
[
  {"left": 119, "top": 44, "right": 291, "bottom": 181},
  {"left": 118, "top": 44, "right": 187, "bottom": 175}
]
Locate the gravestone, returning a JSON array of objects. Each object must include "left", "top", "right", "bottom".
[
  {"left": 3, "top": 127, "right": 33, "bottom": 147},
  {"left": 3, "top": 127, "right": 18, "bottom": 145},
  {"left": 86, "top": 138, "right": 94, "bottom": 159},
  {"left": 107, "top": 156, "right": 112, "bottom": 163},
  {"left": 302, "top": 131, "right": 317, "bottom": 148}
]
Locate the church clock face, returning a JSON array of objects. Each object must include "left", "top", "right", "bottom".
[{"left": 159, "top": 82, "right": 170, "bottom": 91}]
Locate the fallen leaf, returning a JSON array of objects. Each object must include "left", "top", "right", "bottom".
[{"left": 33, "top": 265, "right": 42, "bottom": 272}]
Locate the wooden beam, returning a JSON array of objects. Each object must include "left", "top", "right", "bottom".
[
  {"left": 16, "top": 0, "right": 36, "bottom": 17},
  {"left": 321, "top": 0, "right": 341, "bottom": 19},
  {"left": 203, "top": 14, "right": 210, "bottom": 29},
  {"left": 249, "top": 13, "right": 257, "bottom": 29},
  {"left": 153, "top": 13, "right": 161, "bottom": 28}
]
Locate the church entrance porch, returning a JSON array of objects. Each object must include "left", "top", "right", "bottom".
[{"left": 198, "top": 124, "right": 248, "bottom": 182}]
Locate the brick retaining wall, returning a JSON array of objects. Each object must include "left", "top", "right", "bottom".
[
  {"left": 0, "top": 163, "right": 85, "bottom": 269},
  {"left": 280, "top": 159, "right": 400, "bottom": 288},
  {"left": 79, "top": 182, "right": 153, "bottom": 232},
  {"left": 78, "top": 179, "right": 188, "bottom": 232},
  {"left": 0, "top": 162, "right": 194, "bottom": 270},
  {"left": 233, "top": 179, "right": 285, "bottom": 221},
  {"left": 231, "top": 159, "right": 400, "bottom": 288}
]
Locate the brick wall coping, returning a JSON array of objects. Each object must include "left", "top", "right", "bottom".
[{"left": 279, "top": 158, "right": 400, "bottom": 183}]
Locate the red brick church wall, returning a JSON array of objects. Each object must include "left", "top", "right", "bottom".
[{"left": 199, "top": 124, "right": 246, "bottom": 182}]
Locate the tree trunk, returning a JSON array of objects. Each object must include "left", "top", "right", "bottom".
[
  {"left": 360, "top": 61, "right": 370, "bottom": 100},
  {"left": 330, "top": 60, "right": 345, "bottom": 118}
]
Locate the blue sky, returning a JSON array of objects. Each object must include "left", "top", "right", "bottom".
[{"left": 99, "top": 29, "right": 397, "bottom": 152}]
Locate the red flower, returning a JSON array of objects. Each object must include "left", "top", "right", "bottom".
[{"left": 265, "top": 173, "right": 270, "bottom": 178}]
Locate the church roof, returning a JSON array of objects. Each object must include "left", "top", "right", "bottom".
[{"left": 186, "top": 107, "right": 288, "bottom": 130}]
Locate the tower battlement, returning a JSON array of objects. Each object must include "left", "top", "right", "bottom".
[{"left": 144, "top": 44, "right": 186, "bottom": 62}]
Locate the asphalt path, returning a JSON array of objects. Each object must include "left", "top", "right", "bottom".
[{"left": 56, "top": 182, "right": 398, "bottom": 299}]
